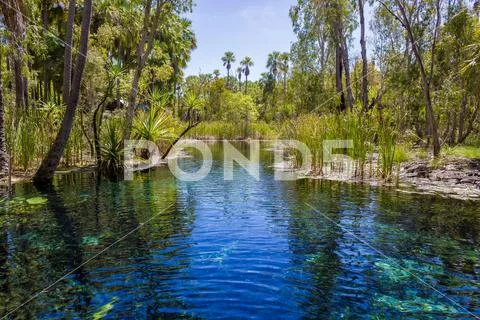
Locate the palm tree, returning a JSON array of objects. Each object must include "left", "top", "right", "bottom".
[
  {"left": 266, "top": 51, "right": 281, "bottom": 89},
  {"left": 279, "top": 52, "right": 289, "bottom": 95},
  {"left": 213, "top": 69, "right": 221, "bottom": 79},
  {"left": 1, "top": 0, "right": 28, "bottom": 108},
  {"left": 221, "top": 51, "right": 235, "bottom": 88},
  {"left": 236, "top": 67, "right": 243, "bottom": 91},
  {"left": 240, "top": 57, "right": 254, "bottom": 94}
]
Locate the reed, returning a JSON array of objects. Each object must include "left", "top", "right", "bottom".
[
  {"left": 378, "top": 123, "right": 397, "bottom": 181},
  {"left": 189, "top": 121, "right": 277, "bottom": 140}
]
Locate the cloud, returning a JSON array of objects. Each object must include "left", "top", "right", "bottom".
[{"left": 238, "top": 4, "right": 277, "bottom": 26}]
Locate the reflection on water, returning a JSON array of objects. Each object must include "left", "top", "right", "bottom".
[{"left": 0, "top": 142, "right": 479, "bottom": 319}]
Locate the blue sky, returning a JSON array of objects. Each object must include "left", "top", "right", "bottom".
[
  {"left": 184, "top": 0, "right": 297, "bottom": 80},
  {"left": 184, "top": 0, "right": 373, "bottom": 80}
]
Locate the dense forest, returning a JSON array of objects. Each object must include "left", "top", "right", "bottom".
[{"left": 0, "top": 0, "right": 479, "bottom": 185}]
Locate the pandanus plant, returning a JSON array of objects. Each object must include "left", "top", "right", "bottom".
[{"left": 99, "top": 118, "right": 124, "bottom": 179}]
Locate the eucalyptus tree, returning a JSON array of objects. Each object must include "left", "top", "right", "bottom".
[
  {"left": 378, "top": 0, "right": 442, "bottom": 156},
  {"left": 34, "top": 0, "right": 94, "bottom": 184},
  {"left": 290, "top": 0, "right": 354, "bottom": 111},
  {"left": 221, "top": 51, "right": 236, "bottom": 88},
  {"left": 358, "top": 0, "right": 368, "bottom": 111},
  {"left": 240, "top": 57, "right": 254, "bottom": 93},
  {"left": 279, "top": 52, "right": 290, "bottom": 95}
]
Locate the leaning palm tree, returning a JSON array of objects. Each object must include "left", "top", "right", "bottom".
[
  {"left": 221, "top": 51, "right": 235, "bottom": 88},
  {"left": 34, "top": 0, "right": 93, "bottom": 185},
  {"left": 279, "top": 52, "right": 289, "bottom": 95},
  {"left": 236, "top": 67, "right": 243, "bottom": 91},
  {"left": 266, "top": 51, "right": 281, "bottom": 89},
  {"left": 240, "top": 57, "right": 254, "bottom": 94}
]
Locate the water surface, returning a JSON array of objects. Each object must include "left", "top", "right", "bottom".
[{"left": 0, "top": 142, "right": 479, "bottom": 319}]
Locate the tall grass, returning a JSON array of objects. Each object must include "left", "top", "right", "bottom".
[
  {"left": 280, "top": 111, "right": 400, "bottom": 181},
  {"left": 5, "top": 102, "right": 92, "bottom": 173},
  {"left": 281, "top": 112, "right": 376, "bottom": 177},
  {"left": 188, "top": 121, "right": 277, "bottom": 140},
  {"left": 443, "top": 146, "right": 480, "bottom": 159},
  {"left": 378, "top": 124, "right": 397, "bottom": 181}
]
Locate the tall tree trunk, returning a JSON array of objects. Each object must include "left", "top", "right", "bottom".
[
  {"left": 245, "top": 75, "right": 248, "bottom": 94},
  {"left": 1, "top": 0, "right": 28, "bottom": 109},
  {"left": 335, "top": 45, "right": 346, "bottom": 112},
  {"left": 457, "top": 92, "right": 467, "bottom": 142},
  {"left": 227, "top": 67, "right": 230, "bottom": 88},
  {"left": 342, "top": 38, "right": 354, "bottom": 109},
  {"left": 33, "top": 0, "right": 93, "bottom": 185},
  {"left": 123, "top": 0, "right": 163, "bottom": 142},
  {"left": 359, "top": 0, "right": 369, "bottom": 111},
  {"left": 92, "top": 88, "right": 111, "bottom": 166},
  {"left": 333, "top": 5, "right": 346, "bottom": 112},
  {"left": 41, "top": 2, "right": 49, "bottom": 102},
  {"left": 63, "top": 0, "right": 76, "bottom": 104},
  {"left": 0, "top": 55, "right": 7, "bottom": 178}
]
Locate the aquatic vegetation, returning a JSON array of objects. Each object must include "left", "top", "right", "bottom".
[
  {"left": 92, "top": 297, "right": 118, "bottom": 320},
  {"left": 375, "top": 294, "right": 458, "bottom": 314},
  {"left": 374, "top": 261, "right": 411, "bottom": 281},
  {"left": 82, "top": 236, "right": 100, "bottom": 247},
  {"left": 25, "top": 197, "right": 48, "bottom": 205}
]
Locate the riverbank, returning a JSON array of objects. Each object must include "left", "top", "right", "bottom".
[
  {"left": 306, "top": 156, "right": 480, "bottom": 201},
  {"left": 0, "top": 165, "right": 97, "bottom": 194}
]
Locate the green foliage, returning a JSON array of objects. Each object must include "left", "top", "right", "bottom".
[
  {"left": 99, "top": 118, "right": 124, "bottom": 178},
  {"left": 132, "top": 105, "right": 174, "bottom": 143},
  {"left": 219, "top": 91, "right": 258, "bottom": 123}
]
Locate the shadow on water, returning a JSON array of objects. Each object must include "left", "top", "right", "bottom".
[{"left": 0, "top": 169, "right": 198, "bottom": 319}]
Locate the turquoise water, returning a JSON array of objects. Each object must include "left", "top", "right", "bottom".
[{"left": 0, "top": 142, "right": 479, "bottom": 319}]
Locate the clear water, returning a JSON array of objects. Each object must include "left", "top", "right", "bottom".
[{"left": 0, "top": 142, "right": 479, "bottom": 319}]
